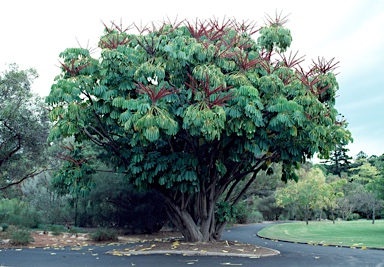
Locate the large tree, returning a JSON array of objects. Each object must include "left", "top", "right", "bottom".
[
  {"left": 46, "top": 16, "right": 351, "bottom": 242},
  {"left": 0, "top": 64, "right": 49, "bottom": 192}
]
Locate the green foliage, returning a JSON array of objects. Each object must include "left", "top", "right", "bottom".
[
  {"left": 46, "top": 17, "right": 352, "bottom": 241},
  {"left": 48, "top": 224, "right": 66, "bottom": 235},
  {"left": 347, "top": 213, "right": 360, "bottom": 221},
  {"left": 52, "top": 142, "right": 96, "bottom": 198},
  {"left": 68, "top": 227, "right": 81, "bottom": 235},
  {"left": 257, "top": 24, "right": 292, "bottom": 52},
  {"left": 0, "top": 198, "right": 41, "bottom": 228},
  {"left": 90, "top": 228, "right": 118, "bottom": 242},
  {"left": 0, "top": 64, "right": 50, "bottom": 191},
  {"left": 21, "top": 172, "right": 75, "bottom": 225},
  {"left": 1, "top": 223, "right": 8, "bottom": 231},
  {"left": 9, "top": 228, "right": 34, "bottom": 246},
  {"left": 216, "top": 201, "right": 238, "bottom": 223},
  {"left": 232, "top": 199, "right": 264, "bottom": 224},
  {"left": 256, "top": 194, "right": 284, "bottom": 221},
  {"left": 322, "top": 141, "right": 353, "bottom": 177},
  {"left": 275, "top": 168, "right": 329, "bottom": 223}
]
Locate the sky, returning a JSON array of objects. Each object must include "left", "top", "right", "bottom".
[{"left": 1, "top": 0, "right": 383, "bottom": 160}]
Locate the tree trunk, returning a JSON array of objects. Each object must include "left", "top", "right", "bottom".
[
  {"left": 372, "top": 201, "right": 375, "bottom": 225},
  {"left": 332, "top": 209, "right": 335, "bottom": 224},
  {"left": 74, "top": 195, "right": 79, "bottom": 227},
  {"left": 304, "top": 205, "right": 309, "bottom": 225},
  {"left": 164, "top": 195, "right": 223, "bottom": 242}
]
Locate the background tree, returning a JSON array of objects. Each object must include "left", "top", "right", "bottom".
[
  {"left": 21, "top": 172, "right": 74, "bottom": 225},
  {"left": 371, "top": 154, "right": 384, "bottom": 200},
  {"left": 356, "top": 151, "right": 368, "bottom": 161},
  {"left": 350, "top": 159, "right": 383, "bottom": 223},
  {"left": 275, "top": 168, "right": 327, "bottom": 224},
  {"left": 322, "top": 141, "right": 352, "bottom": 177},
  {"left": 322, "top": 178, "right": 346, "bottom": 223},
  {"left": 46, "top": 16, "right": 351, "bottom": 242},
  {"left": 0, "top": 64, "right": 50, "bottom": 193}
]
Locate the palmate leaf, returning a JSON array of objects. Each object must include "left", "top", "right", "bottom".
[
  {"left": 184, "top": 170, "right": 198, "bottom": 181},
  {"left": 183, "top": 103, "right": 226, "bottom": 141},
  {"left": 112, "top": 97, "right": 125, "bottom": 107},
  {"left": 215, "top": 160, "right": 227, "bottom": 175},
  {"left": 93, "top": 85, "right": 107, "bottom": 96},
  {"left": 144, "top": 126, "right": 160, "bottom": 142},
  {"left": 125, "top": 105, "right": 179, "bottom": 142}
]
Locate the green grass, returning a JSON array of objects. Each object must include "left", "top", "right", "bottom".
[{"left": 258, "top": 220, "right": 384, "bottom": 248}]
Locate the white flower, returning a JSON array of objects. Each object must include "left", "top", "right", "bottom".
[{"left": 147, "top": 74, "right": 158, "bottom": 85}]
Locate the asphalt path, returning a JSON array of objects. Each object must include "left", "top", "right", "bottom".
[{"left": 0, "top": 223, "right": 383, "bottom": 267}]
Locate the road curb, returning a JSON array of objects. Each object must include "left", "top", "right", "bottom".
[
  {"left": 256, "top": 234, "right": 384, "bottom": 251},
  {"left": 106, "top": 248, "right": 280, "bottom": 258}
]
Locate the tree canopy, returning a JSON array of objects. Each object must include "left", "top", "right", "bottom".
[
  {"left": 46, "top": 16, "right": 352, "bottom": 242},
  {"left": 0, "top": 64, "right": 49, "bottom": 192}
]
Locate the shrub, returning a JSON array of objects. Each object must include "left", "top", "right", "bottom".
[
  {"left": 48, "top": 225, "right": 65, "bottom": 236},
  {"left": 0, "top": 198, "right": 41, "bottom": 228},
  {"left": 231, "top": 201, "right": 248, "bottom": 224},
  {"left": 1, "top": 223, "right": 9, "bottom": 231},
  {"left": 68, "top": 227, "right": 81, "bottom": 235},
  {"left": 231, "top": 200, "right": 264, "bottom": 224},
  {"left": 247, "top": 210, "right": 264, "bottom": 223},
  {"left": 90, "top": 229, "right": 118, "bottom": 242},
  {"left": 9, "top": 228, "right": 34, "bottom": 246},
  {"left": 347, "top": 213, "right": 360, "bottom": 221}
]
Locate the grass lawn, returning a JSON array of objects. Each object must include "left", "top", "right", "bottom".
[{"left": 258, "top": 220, "right": 384, "bottom": 248}]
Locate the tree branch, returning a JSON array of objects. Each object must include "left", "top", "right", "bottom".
[
  {"left": 0, "top": 168, "right": 51, "bottom": 191},
  {"left": 0, "top": 121, "right": 22, "bottom": 168}
]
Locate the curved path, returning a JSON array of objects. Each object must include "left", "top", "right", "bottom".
[{"left": 1, "top": 223, "right": 383, "bottom": 267}]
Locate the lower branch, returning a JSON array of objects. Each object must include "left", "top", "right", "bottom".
[{"left": 0, "top": 168, "right": 51, "bottom": 190}]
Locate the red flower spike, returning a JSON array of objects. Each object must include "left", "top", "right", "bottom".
[
  {"left": 231, "top": 19, "right": 261, "bottom": 36},
  {"left": 185, "top": 74, "right": 234, "bottom": 108},
  {"left": 186, "top": 18, "right": 231, "bottom": 43},
  {"left": 311, "top": 57, "right": 340, "bottom": 75},
  {"left": 136, "top": 83, "right": 177, "bottom": 105},
  {"left": 279, "top": 51, "right": 306, "bottom": 69},
  {"left": 59, "top": 59, "right": 90, "bottom": 77},
  {"left": 264, "top": 10, "right": 290, "bottom": 27},
  {"left": 100, "top": 20, "right": 133, "bottom": 49}
]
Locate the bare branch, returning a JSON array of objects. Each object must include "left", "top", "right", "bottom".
[{"left": 0, "top": 168, "right": 51, "bottom": 191}]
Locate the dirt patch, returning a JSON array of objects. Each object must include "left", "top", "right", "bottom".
[
  {"left": 0, "top": 230, "right": 182, "bottom": 249},
  {"left": 118, "top": 239, "right": 278, "bottom": 257},
  {"left": 1, "top": 231, "right": 97, "bottom": 249},
  {"left": 0, "top": 230, "right": 279, "bottom": 257}
]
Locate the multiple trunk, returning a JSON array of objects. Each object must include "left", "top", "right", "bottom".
[
  {"left": 161, "top": 169, "right": 265, "bottom": 242},
  {"left": 163, "top": 190, "right": 224, "bottom": 242}
]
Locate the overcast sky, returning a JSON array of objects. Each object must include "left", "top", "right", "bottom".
[{"left": 1, "top": 0, "right": 383, "bottom": 159}]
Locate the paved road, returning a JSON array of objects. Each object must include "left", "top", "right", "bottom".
[{"left": 0, "top": 223, "right": 383, "bottom": 267}]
